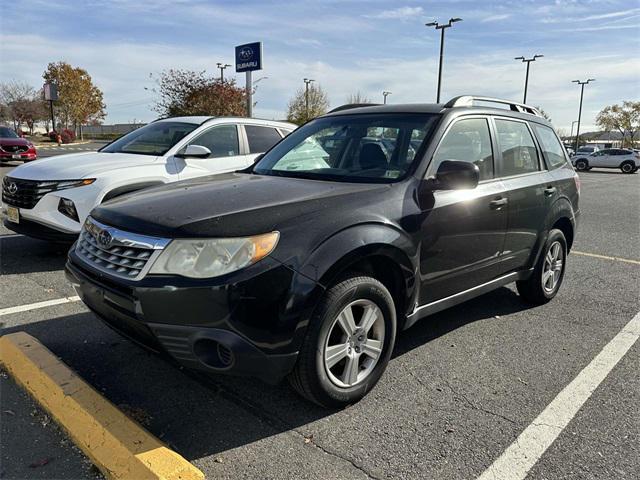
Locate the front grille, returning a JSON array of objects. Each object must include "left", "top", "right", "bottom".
[
  {"left": 2, "top": 177, "right": 59, "bottom": 209},
  {"left": 75, "top": 217, "right": 170, "bottom": 281},
  {"left": 0, "top": 145, "right": 28, "bottom": 153}
]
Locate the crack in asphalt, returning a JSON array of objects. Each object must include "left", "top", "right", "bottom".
[{"left": 192, "top": 374, "right": 380, "bottom": 480}]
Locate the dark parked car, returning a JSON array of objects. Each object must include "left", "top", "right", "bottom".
[
  {"left": 0, "top": 127, "right": 37, "bottom": 162},
  {"left": 65, "top": 96, "right": 580, "bottom": 407}
]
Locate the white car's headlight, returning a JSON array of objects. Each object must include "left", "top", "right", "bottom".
[{"left": 149, "top": 232, "right": 279, "bottom": 279}]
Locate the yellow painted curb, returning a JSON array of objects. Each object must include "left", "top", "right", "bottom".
[{"left": 0, "top": 332, "right": 204, "bottom": 480}]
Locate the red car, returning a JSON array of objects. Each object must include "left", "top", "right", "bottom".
[{"left": 0, "top": 127, "right": 37, "bottom": 162}]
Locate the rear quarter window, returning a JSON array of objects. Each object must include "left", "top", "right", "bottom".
[{"left": 532, "top": 124, "right": 568, "bottom": 168}]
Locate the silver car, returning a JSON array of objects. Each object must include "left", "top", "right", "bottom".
[{"left": 572, "top": 148, "right": 640, "bottom": 174}]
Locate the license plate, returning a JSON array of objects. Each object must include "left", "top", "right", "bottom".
[
  {"left": 6, "top": 206, "right": 19, "bottom": 224},
  {"left": 12, "top": 154, "right": 21, "bottom": 159}
]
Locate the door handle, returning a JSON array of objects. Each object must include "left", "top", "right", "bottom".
[
  {"left": 489, "top": 197, "right": 508, "bottom": 209},
  {"left": 544, "top": 186, "right": 557, "bottom": 196}
]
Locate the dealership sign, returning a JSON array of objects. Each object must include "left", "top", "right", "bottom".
[{"left": 235, "top": 42, "right": 263, "bottom": 72}]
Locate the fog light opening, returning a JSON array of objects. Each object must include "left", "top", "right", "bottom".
[
  {"left": 58, "top": 198, "right": 79, "bottom": 221},
  {"left": 193, "top": 338, "right": 234, "bottom": 369}
]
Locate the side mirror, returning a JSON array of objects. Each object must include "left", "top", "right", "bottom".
[
  {"left": 431, "top": 160, "right": 480, "bottom": 190},
  {"left": 176, "top": 144, "right": 211, "bottom": 158}
]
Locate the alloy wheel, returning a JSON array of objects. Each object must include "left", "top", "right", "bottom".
[
  {"left": 542, "top": 241, "right": 564, "bottom": 294},
  {"left": 323, "top": 299, "right": 385, "bottom": 388}
]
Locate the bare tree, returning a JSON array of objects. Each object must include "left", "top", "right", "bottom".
[
  {"left": 0, "top": 81, "right": 47, "bottom": 132},
  {"left": 287, "top": 83, "right": 330, "bottom": 125},
  {"left": 346, "top": 91, "right": 372, "bottom": 104}
]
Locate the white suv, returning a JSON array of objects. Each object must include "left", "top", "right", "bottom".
[
  {"left": 2, "top": 117, "right": 295, "bottom": 241},
  {"left": 572, "top": 148, "right": 640, "bottom": 174}
]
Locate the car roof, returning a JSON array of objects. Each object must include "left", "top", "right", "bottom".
[
  {"left": 322, "top": 96, "right": 553, "bottom": 127},
  {"left": 155, "top": 116, "right": 295, "bottom": 128}
]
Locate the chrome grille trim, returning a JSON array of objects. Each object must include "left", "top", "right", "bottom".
[
  {"left": 75, "top": 217, "right": 170, "bottom": 281},
  {"left": 0, "top": 145, "right": 29, "bottom": 153}
]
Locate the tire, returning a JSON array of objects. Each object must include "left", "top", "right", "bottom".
[
  {"left": 574, "top": 159, "right": 589, "bottom": 171},
  {"left": 288, "top": 275, "right": 396, "bottom": 408},
  {"left": 517, "top": 229, "right": 568, "bottom": 305},
  {"left": 620, "top": 161, "right": 635, "bottom": 174}
]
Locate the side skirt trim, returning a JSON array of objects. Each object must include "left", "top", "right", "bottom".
[{"left": 404, "top": 269, "right": 533, "bottom": 330}]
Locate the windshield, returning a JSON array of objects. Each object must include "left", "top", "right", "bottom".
[
  {"left": 254, "top": 113, "right": 439, "bottom": 183},
  {"left": 100, "top": 121, "right": 198, "bottom": 156},
  {"left": 0, "top": 127, "right": 19, "bottom": 138}
]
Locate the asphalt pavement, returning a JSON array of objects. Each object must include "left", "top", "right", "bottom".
[{"left": 0, "top": 158, "right": 638, "bottom": 480}]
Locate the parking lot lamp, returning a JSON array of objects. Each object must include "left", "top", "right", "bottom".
[
  {"left": 425, "top": 17, "right": 462, "bottom": 103},
  {"left": 304, "top": 78, "right": 315, "bottom": 122},
  {"left": 572, "top": 79, "right": 595, "bottom": 152},
  {"left": 216, "top": 63, "right": 232, "bottom": 82},
  {"left": 383, "top": 91, "right": 392, "bottom": 104},
  {"left": 514, "top": 54, "right": 543, "bottom": 103},
  {"left": 570, "top": 120, "right": 579, "bottom": 142}
]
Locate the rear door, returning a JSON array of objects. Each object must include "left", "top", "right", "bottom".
[
  {"left": 493, "top": 117, "right": 552, "bottom": 272},
  {"left": 242, "top": 124, "right": 285, "bottom": 162},
  {"left": 175, "top": 124, "right": 246, "bottom": 180}
]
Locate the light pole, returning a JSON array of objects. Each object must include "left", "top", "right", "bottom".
[
  {"left": 572, "top": 79, "right": 595, "bottom": 152},
  {"left": 514, "top": 54, "right": 543, "bottom": 103},
  {"left": 382, "top": 91, "right": 392, "bottom": 104},
  {"left": 425, "top": 17, "right": 462, "bottom": 103},
  {"left": 304, "top": 78, "right": 315, "bottom": 121},
  {"left": 216, "top": 63, "right": 231, "bottom": 82},
  {"left": 570, "top": 120, "right": 578, "bottom": 142}
]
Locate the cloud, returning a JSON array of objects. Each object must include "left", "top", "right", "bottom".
[
  {"left": 481, "top": 14, "right": 512, "bottom": 23},
  {"left": 364, "top": 6, "right": 424, "bottom": 20}
]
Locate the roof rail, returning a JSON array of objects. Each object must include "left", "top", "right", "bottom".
[
  {"left": 328, "top": 103, "right": 381, "bottom": 113},
  {"left": 444, "top": 96, "right": 542, "bottom": 117}
]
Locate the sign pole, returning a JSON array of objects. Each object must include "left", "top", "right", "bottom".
[
  {"left": 246, "top": 71, "right": 252, "bottom": 118},
  {"left": 49, "top": 100, "right": 55, "bottom": 132}
]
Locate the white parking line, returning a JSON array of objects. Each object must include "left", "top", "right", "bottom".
[
  {"left": 572, "top": 250, "right": 640, "bottom": 266},
  {"left": 477, "top": 311, "right": 640, "bottom": 480},
  {"left": 0, "top": 296, "right": 81, "bottom": 317}
]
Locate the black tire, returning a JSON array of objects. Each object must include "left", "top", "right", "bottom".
[
  {"left": 517, "top": 229, "right": 568, "bottom": 305},
  {"left": 620, "top": 161, "right": 635, "bottom": 174},
  {"left": 288, "top": 275, "right": 396, "bottom": 408},
  {"left": 574, "top": 159, "right": 589, "bottom": 171}
]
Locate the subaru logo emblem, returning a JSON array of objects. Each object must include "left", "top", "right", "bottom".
[
  {"left": 239, "top": 47, "right": 253, "bottom": 61},
  {"left": 7, "top": 182, "right": 18, "bottom": 195},
  {"left": 97, "top": 229, "right": 112, "bottom": 248}
]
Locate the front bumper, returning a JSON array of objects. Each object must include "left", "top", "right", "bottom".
[
  {"left": 3, "top": 218, "right": 77, "bottom": 243},
  {"left": 0, "top": 152, "right": 36, "bottom": 161},
  {"left": 65, "top": 250, "right": 305, "bottom": 384}
]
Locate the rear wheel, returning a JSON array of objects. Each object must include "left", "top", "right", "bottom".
[
  {"left": 517, "top": 229, "right": 567, "bottom": 305},
  {"left": 289, "top": 275, "right": 396, "bottom": 408},
  {"left": 574, "top": 159, "right": 589, "bottom": 171},
  {"left": 620, "top": 161, "right": 635, "bottom": 174}
]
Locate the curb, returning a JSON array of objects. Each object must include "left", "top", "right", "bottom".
[{"left": 0, "top": 332, "right": 204, "bottom": 480}]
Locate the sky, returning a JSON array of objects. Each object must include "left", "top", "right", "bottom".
[{"left": 1, "top": 0, "right": 638, "bottom": 132}]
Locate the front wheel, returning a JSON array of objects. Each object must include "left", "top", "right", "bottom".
[
  {"left": 574, "top": 159, "right": 589, "bottom": 171},
  {"left": 517, "top": 229, "right": 568, "bottom": 305},
  {"left": 289, "top": 275, "right": 396, "bottom": 408}
]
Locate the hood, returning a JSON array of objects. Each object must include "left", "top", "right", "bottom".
[
  {"left": 0, "top": 138, "right": 31, "bottom": 146},
  {"left": 92, "top": 172, "right": 391, "bottom": 238},
  {"left": 7, "top": 151, "right": 160, "bottom": 180}
]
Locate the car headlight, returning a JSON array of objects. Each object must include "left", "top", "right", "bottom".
[
  {"left": 56, "top": 179, "right": 96, "bottom": 190},
  {"left": 149, "top": 232, "right": 279, "bottom": 279}
]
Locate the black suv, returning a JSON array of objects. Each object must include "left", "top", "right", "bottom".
[{"left": 65, "top": 96, "right": 580, "bottom": 407}]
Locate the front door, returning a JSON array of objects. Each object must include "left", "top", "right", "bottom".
[
  {"left": 175, "top": 124, "right": 249, "bottom": 180},
  {"left": 418, "top": 117, "right": 508, "bottom": 304}
]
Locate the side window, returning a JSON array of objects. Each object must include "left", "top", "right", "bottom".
[
  {"left": 432, "top": 118, "right": 494, "bottom": 180},
  {"left": 532, "top": 124, "right": 567, "bottom": 168},
  {"left": 189, "top": 125, "right": 239, "bottom": 158},
  {"left": 245, "top": 125, "right": 282, "bottom": 153},
  {"left": 495, "top": 119, "right": 540, "bottom": 176}
]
